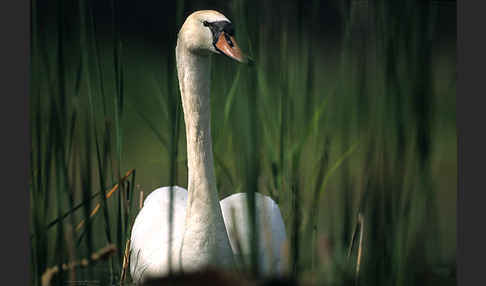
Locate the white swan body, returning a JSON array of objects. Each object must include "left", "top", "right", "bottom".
[
  {"left": 130, "top": 10, "right": 286, "bottom": 283},
  {"left": 220, "top": 193, "right": 287, "bottom": 275},
  {"left": 130, "top": 186, "right": 188, "bottom": 281},
  {"left": 130, "top": 188, "right": 287, "bottom": 282}
]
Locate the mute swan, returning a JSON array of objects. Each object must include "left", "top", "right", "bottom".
[{"left": 130, "top": 10, "right": 287, "bottom": 283}]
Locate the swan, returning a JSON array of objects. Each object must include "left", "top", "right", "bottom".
[{"left": 130, "top": 10, "right": 287, "bottom": 283}]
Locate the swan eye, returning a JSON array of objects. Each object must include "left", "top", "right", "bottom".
[{"left": 203, "top": 21, "right": 210, "bottom": 27}]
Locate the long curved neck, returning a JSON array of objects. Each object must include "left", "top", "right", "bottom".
[
  {"left": 177, "top": 45, "right": 215, "bottom": 200},
  {"left": 176, "top": 41, "right": 234, "bottom": 271}
]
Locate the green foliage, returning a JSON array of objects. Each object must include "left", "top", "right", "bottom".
[{"left": 30, "top": 0, "right": 456, "bottom": 285}]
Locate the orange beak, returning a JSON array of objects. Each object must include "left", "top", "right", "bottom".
[{"left": 215, "top": 33, "right": 252, "bottom": 64}]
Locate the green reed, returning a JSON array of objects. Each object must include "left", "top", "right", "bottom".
[{"left": 30, "top": 0, "right": 456, "bottom": 285}]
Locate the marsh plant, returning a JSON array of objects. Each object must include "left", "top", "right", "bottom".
[{"left": 30, "top": 0, "right": 456, "bottom": 285}]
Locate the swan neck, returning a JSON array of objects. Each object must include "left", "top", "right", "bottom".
[
  {"left": 176, "top": 41, "right": 234, "bottom": 271},
  {"left": 177, "top": 46, "right": 215, "bottom": 197}
]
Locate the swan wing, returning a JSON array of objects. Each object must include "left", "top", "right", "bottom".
[
  {"left": 130, "top": 186, "right": 188, "bottom": 283},
  {"left": 220, "top": 192, "right": 287, "bottom": 276}
]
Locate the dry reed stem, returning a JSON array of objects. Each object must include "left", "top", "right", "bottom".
[
  {"left": 75, "top": 169, "right": 134, "bottom": 231},
  {"left": 64, "top": 225, "right": 76, "bottom": 281},
  {"left": 346, "top": 212, "right": 365, "bottom": 285},
  {"left": 41, "top": 244, "right": 117, "bottom": 286},
  {"left": 355, "top": 213, "right": 364, "bottom": 283},
  {"left": 347, "top": 213, "right": 360, "bottom": 261},
  {"left": 120, "top": 239, "right": 131, "bottom": 283},
  {"left": 139, "top": 190, "right": 144, "bottom": 209},
  {"left": 75, "top": 204, "right": 100, "bottom": 231}
]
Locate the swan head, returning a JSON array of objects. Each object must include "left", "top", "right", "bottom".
[{"left": 178, "top": 10, "right": 251, "bottom": 63}]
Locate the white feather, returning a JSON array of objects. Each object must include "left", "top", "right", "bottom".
[
  {"left": 130, "top": 188, "right": 287, "bottom": 282},
  {"left": 130, "top": 10, "right": 287, "bottom": 283},
  {"left": 129, "top": 186, "right": 187, "bottom": 282}
]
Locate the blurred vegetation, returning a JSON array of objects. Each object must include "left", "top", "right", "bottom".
[{"left": 30, "top": 0, "right": 456, "bottom": 285}]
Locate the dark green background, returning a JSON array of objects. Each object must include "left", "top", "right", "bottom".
[{"left": 30, "top": 0, "right": 456, "bottom": 285}]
